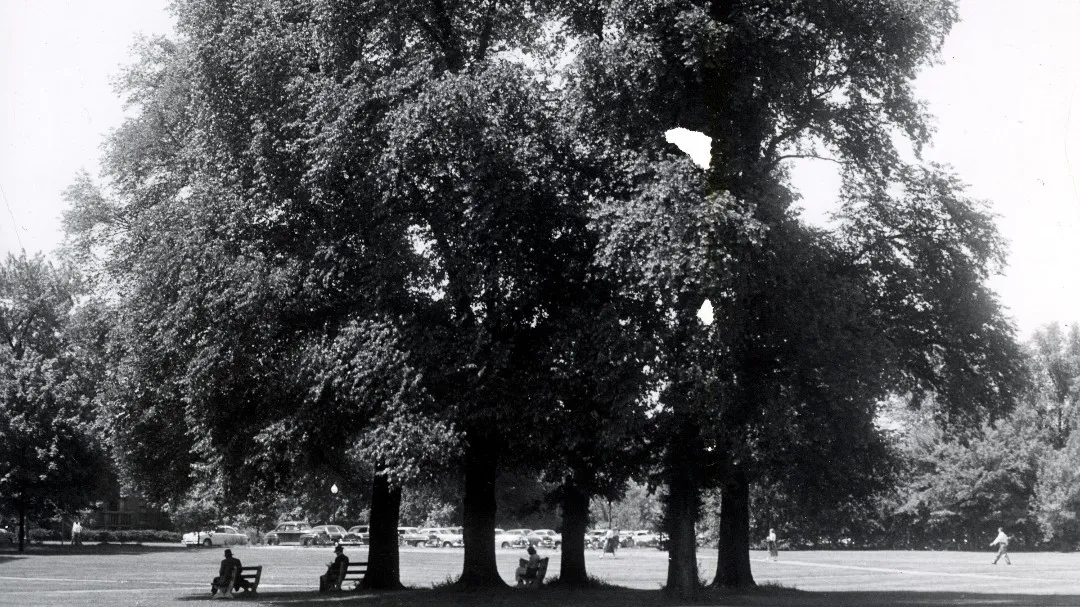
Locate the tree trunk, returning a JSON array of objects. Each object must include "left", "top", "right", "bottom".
[
  {"left": 457, "top": 433, "right": 504, "bottom": 587},
  {"left": 557, "top": 480, "right": 590, "bottom": 587},
  {"left": 18, "top": 502, "right": 26, "bottom": 553},
  {"left": 713, "top": 467, "right": 755, "bottom": 588},
  {"left": 361, "top": 474, "right": 404, "bottom": 590},
  {"left": 664, "top": 425, "right": 701, "bottom": 598}
]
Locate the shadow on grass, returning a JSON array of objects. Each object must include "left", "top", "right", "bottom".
[{"left": 168, "top": 586, "right": 1080, "bottom": 606}]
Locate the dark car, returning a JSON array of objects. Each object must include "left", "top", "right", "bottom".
[
  {"left": 264, "top": 521, "right": 313, "bottom": 546},
  {"left": 307, "top": 525, "right": 348, "bottom": 546}
]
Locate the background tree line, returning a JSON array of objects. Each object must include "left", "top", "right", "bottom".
[{"left": 0, "top": 0, "right": 1062, "bottom": 598}]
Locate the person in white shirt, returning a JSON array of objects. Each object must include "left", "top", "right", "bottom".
[
  {"left": 990, "top": 527, "right": 1011, "bottom": 565},
  {"left": 72, "top": 520, "right": 82, "bottom": 546},
  {"left": 767, "top": 528, "right": 778, "bottom": 561},
  {"left": 600, "top": 527, "right": 618, "bottom": 559}
]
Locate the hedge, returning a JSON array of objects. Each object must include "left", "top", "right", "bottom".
[{"left": 27, "top": 528, "right": 182, "bottom": 543}]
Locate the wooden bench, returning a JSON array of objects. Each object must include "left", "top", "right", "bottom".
[
  {"left": 212, "top": 565, "right": 262, "bottom": 598},
  {"left": 517, "top": 557, "right": 548, "bottom": 588},
  {"left": 330, "top": 561, "right": 368, "bottom": 591}
]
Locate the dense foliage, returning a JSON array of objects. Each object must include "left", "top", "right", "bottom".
[
  {"left": 0, "top": 254, "right": 112, "bottom": 551},
  {"left": 47, "top": 0, "right": 1037, "bottom": 597}
]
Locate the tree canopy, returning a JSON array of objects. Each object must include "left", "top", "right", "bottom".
[{"left": 59, "top": 0, "right": 1027, "bottom": 596}]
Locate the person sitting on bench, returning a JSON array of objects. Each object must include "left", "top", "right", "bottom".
[
  {"left": 515, "top": 545, "right": 541, "bottom": 585},
  {"left": 212, "top": 549, "right": 252, "bottom": 596},
  {"left": 319, "top": 544, "right": 349, "bottom": 592}
]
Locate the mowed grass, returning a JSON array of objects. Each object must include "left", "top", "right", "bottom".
[{"left": 3, "top": 543, "right": 1080, "bottom": 606}]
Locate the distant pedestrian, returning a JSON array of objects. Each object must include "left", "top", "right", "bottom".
[
  {"left": 767, "top": 528, "right": 778, "bottom": 561},
  {"left": 71, "top": 519, "right": 82, "bottom": 546},
  {"left": 990, "top": 527, "right": 1011, "bottom": 565},
  {"left": 600, "top": 527, "right": 617, "bottom": 559}
]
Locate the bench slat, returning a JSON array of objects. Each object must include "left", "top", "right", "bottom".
[{"left": 331, "top": 561, "right": 368, "bottom": 590}]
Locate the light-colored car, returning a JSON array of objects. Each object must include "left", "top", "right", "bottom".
[
  {"left": 495, "top": 528, "right": 531, "bottom": 549},
  {"left": 528, "top": 529, "right": 562, "bottom": 548},
  {"left": 585, "top": 529, "right": 607, "bottom": 549},
  {"left": 632, "top": 530, "right": 659, "bottom": 548},
  {"left": 400, "top": 526, "right": 428, "bottom": 546},
  {"left": 182, "top": 525, "right": 248, "bottom": 548},
  {"left": 420, "top": 527, "right": 464, "bottom": 547},
  {"left": 264, "top": 521, "right": 313, "bottom": 546},
  {"left": 343, "top": 525, "right": 369, "bottom": 545}
]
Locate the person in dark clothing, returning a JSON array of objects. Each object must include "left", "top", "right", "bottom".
[
  {"left": 319, "top": 544, "right": 349, "bottom": 592},
  {"left": 212, "top": 548, "right": 251, "bottom": 595}
]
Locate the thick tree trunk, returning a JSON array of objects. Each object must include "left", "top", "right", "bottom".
[
  {"left": 664, "top": 422, "right": 701, "bottom": 598},
  {"left": 557, "top": 480, "right": 590, "bottom": 587},
  {"left": 714, "top": 467, "right": 755, "bottom": 588},
  {"left": 361, "top": 474, "right": 404, "bottom": 590},
  {"left": 457, "top": 434, "right": 504, "bottom": 587}
]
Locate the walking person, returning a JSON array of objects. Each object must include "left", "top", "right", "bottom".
[
  {"left": 600, "top": 527, "right": 618, "bottom": 559},
  {"left": 71, "top": 519, "right": 82, "bottom": 546},
  {"left": 990, "top": 527, "right": 1011, "bottom": 565},
  {"left": 766, "top": 528, "right": 778, "bottom": 561}
]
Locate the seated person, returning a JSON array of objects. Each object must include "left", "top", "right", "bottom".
[
  {"left": 515, "top": 546, "right": 541, "bottom": 585},
  {"left": 212, "top": 549, "right": 251, "bottom": 595},
  {"left": 319, "top": 544, "right": 349, "bottom": 592}
]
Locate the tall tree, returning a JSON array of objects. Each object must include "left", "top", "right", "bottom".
[
  {"left": 0, "top": 254, "right": 111, "bottom": 552},
  {"left": 68, "top": 0, "right": 624, "bottom": 589},
  {"left": 563, "top": 0, "right": 1024, "bottom": 594}
]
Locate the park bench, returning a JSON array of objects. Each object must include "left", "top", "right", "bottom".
[
  {"left": 211, "top": 565, "right": 262, "bottom": 598},
  {"left": 517, "top": 557, "right": 549, "bottom": 588},
  {"left": 329, "top": 561, "right": 368, "bottom": 591}
]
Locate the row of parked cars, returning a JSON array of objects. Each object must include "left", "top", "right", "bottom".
[
  {"left": 182, "top": 522, "right": 368, "bottom": 547},
  {"left": 182, "top": 522, "right": 662, "bottom": 550},
  {"left": 584, "top": 529, "right": 661, "bottom": 549}
]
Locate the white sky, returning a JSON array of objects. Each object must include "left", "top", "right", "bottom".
[{"left": 2, "top": 0, "right": 1078, "bottom": 339}]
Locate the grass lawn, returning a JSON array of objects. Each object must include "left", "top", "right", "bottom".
[{"left": 2, "top": 543, "right": 1080, "bottom": 606}]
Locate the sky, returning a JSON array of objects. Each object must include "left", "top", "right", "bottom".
[{"left": 2, "top": 0, "right": 1079, "bottom": 340}]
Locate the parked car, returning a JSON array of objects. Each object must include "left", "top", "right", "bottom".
[
  {"left": 619, "top": 529, "right": 634, "bottom": 547},
  {"left": 584, "top": 530, "right": 607, "bottom": 550},
  {"left": 264, "top": 521, "right": 313, "bottom": 546},
  {"left": 343, "top": 525, "right": 369, "bottom": 545},
  {"left": 505, "top": 528, "right": 533, "bottom": 545},
  {"left": 400, "top": 526, "right": 429, "bottom": 547},
  {"left": 495, "top": 528, "right": 531, "bottom": 549},
  {"left": 182, "top": 525, "right": 249, "bottom": 548},
  {"left": 528, "top": 529, "right": 562, "bottom": 548},
  {"left": 420, "top": 527, "right": 464, "bottom": 547},
  {"left": 632, "top": 530, "right": 659, "bottom": 548},
  {"left": 307, "top": 525, "right": 348, "bottom": 546}
]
